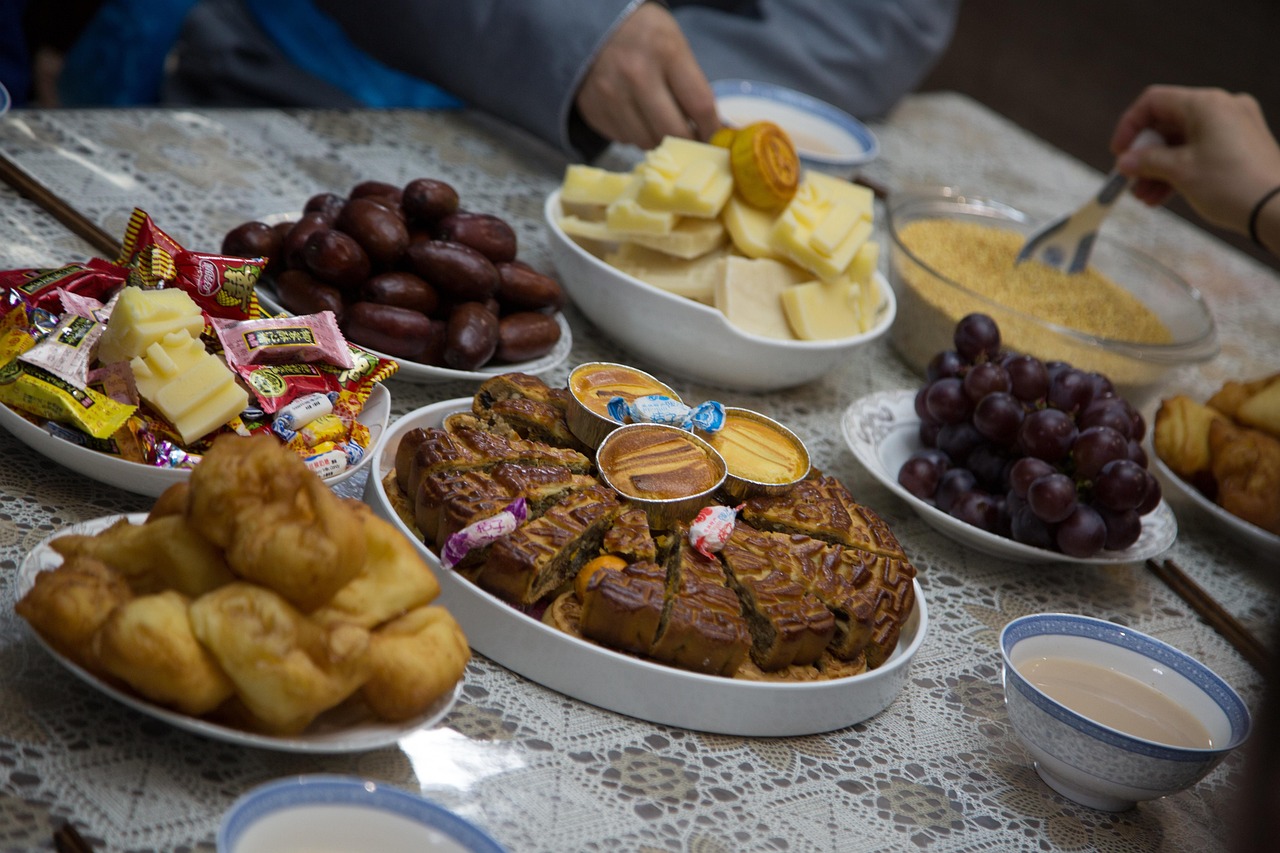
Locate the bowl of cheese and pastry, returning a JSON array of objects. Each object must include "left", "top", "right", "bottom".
[{"left": 544, "top": 130, "right": 895, "bottom": 391}]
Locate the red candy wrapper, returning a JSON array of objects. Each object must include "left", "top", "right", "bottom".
[
  {"left": 689, "top": 503, "right": 743, "bottom": 559},
  {"left": 1, "top": 259, "right": 129, "bottom": 315}
]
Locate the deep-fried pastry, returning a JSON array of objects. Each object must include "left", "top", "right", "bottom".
[
  {"left": 16, "top": 556, "right": 132, "bottom": 670},
  {"left": 1207, "top": 373, "right": 1280, "bottom": 421},
  {"left": 361, "top": 605, "right": 470, "bottom": 722},
  {"left": 147, "top": 481, "right": 190, "bottom": 521},
  {"left": 311, "top": 503, "right": 441, "bottom": 629},
  {"left": 1234, "top": 378, "right": 1280, "bottom": 439},
  {"left": 92, "top": 590, "right": 235, "bottom": 716},
  {"left": 188, "top": 434, "right": 366, "bottom": 612},
  {"left": 49, "top": 514, "right": 234, "bottom": 598},
  {"left": 1209, "top": 418, "right": 1280, "bottom": 534},
  {"left": 188, "top": 582, "right": 371, "bottom": 734},
  {"left": 1152, "top": 395, "right": 1226, "bottom": 481}
]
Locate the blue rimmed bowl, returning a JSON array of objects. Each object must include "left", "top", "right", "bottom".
[
  {"left": 218, "top": 775, "right": 507, "bottom": 853},
  {"left": 1000, "top": 613, "right": 1251, "bottom": 811}
]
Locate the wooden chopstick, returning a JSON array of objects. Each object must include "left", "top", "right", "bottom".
[
  {"left": 1145, "top": 558, "right": 1270, "bottom": 674},
  {"left": 0, "top": 151, "right": 121, "bottom": 258},
  {"left": 53, "top": 821, "right": 95, "bottom": 853}
]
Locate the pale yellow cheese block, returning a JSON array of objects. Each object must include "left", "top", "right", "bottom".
[
  {"left": 560, "top": 214, "right": 727, "bottom": 260},
  {"left": 606, "top": 177, "right": 677, "bottom": 236},
  {"left": 561, "top": 165, "right": 634, "bottom": 206},
  {"left": 772, "top": 172, "right": 875, "bottom": 282},
  {"left": 715, "top": 256, "right": 811, "bottom": 339},
  {"left": 781, "top": 274, "right": 880, "bottom": 340},
  {"left": 131, "top": 330, "right": 249, "bottom": 444},
  {"left": 605, "top": 243, "right": 729, "bottom": 304},
  {"left": 846, "top": 240, "right": 880, "bottom": 287},
  {"left": 634, "top": 137, "right": 734, "bottom": 218},
  {"left": 721, "top": 195, "right": 782, "bottom": 260},
  {"left": 98, "top": 286, "right": 205, "bottom": 365}
]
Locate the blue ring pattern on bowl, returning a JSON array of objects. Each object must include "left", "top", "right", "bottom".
[
  {"left": 218, "top": 775, "right": 507, "bottom": 852},
  {"left": 710, "top": 78, "right": 879, "bottom": 166},
  {"left": 1001, "top": 614, "right": 1251, "bottom": 759}
]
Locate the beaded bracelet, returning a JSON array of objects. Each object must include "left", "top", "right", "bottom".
[{"left": 1248, "top": 184, "right": 1280, "bottom": 248}]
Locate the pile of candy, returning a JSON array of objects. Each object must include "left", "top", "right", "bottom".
[{"left": 0, "top": 209, "right": 396, "bottom": 480}]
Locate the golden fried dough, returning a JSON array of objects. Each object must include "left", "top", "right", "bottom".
[
  {"left": 92, "top": 590, "right": 235, "bottom": 716},
  {"left": 1235, "top": 379, "right": 1280, "bottom": 439},
  {"left": 311, "top": 504, "right": 441, "bottom": 629},
  {"left": 188, "top": 582, "right": 371, "bottom": 734},
  {"left": 1209, "top": 419, "right": 1280, "bottom": 535},
  {"left": 15, "top": 556, "right": 132, "bottom": 670},
  {"left": 1152, "top": 395, "right": 1226, "bottom": 480},
  {"left": 361, "top": 605, "right": 470, "bottom": 722},
  {"left": 49, "top": 515, "right": 234, "bottom": 598},
  {"left": 188, "top": 434, "right": 366, "bottom": 612},
  {"left": 147, "top": 481, "right": 190, "bottom": 521},
  {"left": 1207, "top": 373, "right": 1280, "bottom": 419}
]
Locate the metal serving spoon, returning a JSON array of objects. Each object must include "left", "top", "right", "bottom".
[{"left": 1016, "top": 128, "right": 1164, "bottom": 274}]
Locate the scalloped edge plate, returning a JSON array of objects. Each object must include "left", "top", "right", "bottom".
[
  {"left": 363, "top": 398, "right": 928, "bottom": 737},
  {"left": 0, "top": 383, "right": 390, "bottom": 498},
  {"left": 842, "top": 389, "right": 1177, "bottom": 565},
  {"left": 17, "top": 513, "right": 460, "bottom": 753}
]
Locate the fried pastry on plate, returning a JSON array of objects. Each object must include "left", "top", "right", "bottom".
[
  {"left": 1234, "top": 378, "right": 1280, "bottom": 439},
  {"left": 1152, "top": 395, "right": 1226, "bottom": 482},
  {"left": 188, "top": 582, "right": 371, "bottom": 735},
  {"left": 361, "top": 605, "right": 470, "bottom": 722},
  {"left": 147, "top": 481, "right": 190, "bottom": 521},
  {"left": 49, "top": 514, "right": 234, "bottom": 597},
  {"left": 311, "top": 503, "right": 441, "bottom": 630},
  {"left": 1207, "top": 373, "right": 1279, "bottom": 421},
  {"left": 16, "top": 556, "right": 132, "bottom": 670},
  {"left": 188, "top": 434, "right": 366, "bottom": 612},
  {"left": 92, "top": 590, "right": 235, "bottom": 716},
  {"left": 1209, "top": 418, "right": 1280, "bottom": 534}
]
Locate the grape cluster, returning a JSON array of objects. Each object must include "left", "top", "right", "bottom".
[{"left": 897, "top": 313, "right": 1161, "bottom": 557}]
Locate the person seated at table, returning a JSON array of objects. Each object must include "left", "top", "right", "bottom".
[
  {"left": 1111, "top": 84, "right": 1280, "bottom": 256},
  {"left": 55, "top": 0, "right": 962, "bottom": 159}
]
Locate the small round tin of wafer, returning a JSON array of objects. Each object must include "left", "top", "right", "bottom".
[
  {"left": 566, "top": 362, "right": 679, "bottom": 448},
  {"left": 596, "top": 423, "right": 726, "bottom": 529},
  {"left": 706, "top": 407, "right": 810, "bottom": 499}
]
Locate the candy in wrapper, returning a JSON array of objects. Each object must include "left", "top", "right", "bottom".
[
  {"left": 212, "top": 312, "right": 355, "bottom": 370},
  {"left": 303, "top": 446, "right": 348, "bottom": 478},
  {"left": 1, "top": 260, "right": 129, "bottom": 314},
  {"left": 18, "top": 313, "right": 103, "bottom": 387},
  {"left": 273, "top": 391, "right": 334, "bottom": 431},
  {"left": 87, "top": 361, "right": 140, "bottom": 407},
  {"left": 151, "top": 440, "right": 202, "bottom": 470},
  {"left": 0, "top": 360, "right": 136, "bottom": 439},
  {"left": 441, "top": 497, "right": 528, "bottom": 570},
  {"left": 296, "top": 412, "right": 346, "bottom": 448},
  {"left": 688, "top": 503, "right": 742, "bottom": 560},
  {"left": 607, "top": 394, "right": 726, "bottom": 434}
]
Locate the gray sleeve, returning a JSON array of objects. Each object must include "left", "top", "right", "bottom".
[
  {"left": 673, "top": 0, "right": 962, "bottom": 120},
  {"left": 312, "top": 0, "right": 644, "bottom": 157}
]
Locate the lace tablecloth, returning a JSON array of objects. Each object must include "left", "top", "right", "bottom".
[{"left": 0, "top": 94, "right": 1277, "bottom": 853}]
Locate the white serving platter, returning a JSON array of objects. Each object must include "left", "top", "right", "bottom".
[
  {"left": 842, "top": 389, "right": 1178, "bottom": 565},
  {"left": 364, "top": 397, "right": 928, "bottom": 737},
  {"left": 0, "top": 383, "right": 390, "bottom": 498},
  {"left": 17, "top": 513, "right": 459, "bottom": 753},
  {"left": 1151, "top": 454, "right": 1280, "bottom": 557}
]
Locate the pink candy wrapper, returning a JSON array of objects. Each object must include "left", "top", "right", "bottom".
[{"left": 441, "top": 498, "right": 528, "bottom": 570}]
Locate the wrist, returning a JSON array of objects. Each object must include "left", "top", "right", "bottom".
[{"left": 1248, "top": 184, "right": 1280, "bottom": 255}]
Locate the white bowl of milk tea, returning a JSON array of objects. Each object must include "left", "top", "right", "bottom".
[{"left": 1000, "top": 613, "right": 1251, "bottom": 811}]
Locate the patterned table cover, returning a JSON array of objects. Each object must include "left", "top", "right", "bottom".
[{"left": 0, "top": 93, "right": 1276, "bottom": 853}]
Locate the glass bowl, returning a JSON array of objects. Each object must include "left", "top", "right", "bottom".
[{"left": 884, "top": 187, "right": 1219, "bottom": 407}]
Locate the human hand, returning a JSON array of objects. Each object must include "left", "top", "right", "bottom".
[
  {"left": 574, "top": 2, "right": 720, "bottom": 150},
  {"left": 1111, "top": 85, "right": 1280, "bottom": 234}
]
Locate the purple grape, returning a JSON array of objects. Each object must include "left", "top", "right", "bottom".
[
  {"left": 963, "top": 362, "right": 1012, "bottom": 402},
  {"left": 936, "top": 468, "right": 977, "bottom": 513},
  {"left": 898, "top": 454, "right": 945, "bottom": 502},
  {"left": 919, "top": 419, "right": 942, "bottom": 448},
  {"left": 973, "top": 391, "right": 1025, "bottom": 446},
  {"left": 967, "top": 443, "right": 1011, "bottom": 493},
  {"left": 927, "top": 349, "right": 966, "bottom": 381},
  {"left": 1056, "top": 504, "right": 1107, "bottom": 557},
  {"left": 954, "top": 313, "right": 1001, "bottom": 362},
  {"left": 1093, "top": 459, "right": 1148, "bottom": 511},
  {"left": 1077, "top": 397, "right": 1134, "bottom": 439},
  {"left": 1017, "top": 408, "right": 1078, "bottom": 462},
  {"left": 1097, "top": 506, "right": 1142, "bottom": 551},
  {"left": 925, "top": 377, "right": 972, "bottom": 425},
  {"left": 937, "top": 421, "right": 984, "bottom": 466},
  {"left": 1047, "top": 368, "right": 1094, "bottom": 414},
  {"left": 1005, "top": 354, "right": 1050, "bottom": 402},
  {"left": 994, "top": 494, "right": 1014, "bottom": 538},
  {"left": 914, "top": 385, "right": 932, "bottom": 421},
  {"left": 1071, "top": 425, "right": 1129, "bottom": 481},
  {"left": 1136, "top": 470, "right": 1162, "bottom": 515},
  {"left": 1045, "top": 360, "right": 1073, "bottom": 383},
  {"left": 1085, "top": 372, "right": 1115, "bottom": 400},
  {"left": 1009, "top": 456, "right": 1056, "bottom": 498},
  {"left": 1027, "top": 472, "right": 1078, "bottom": 523},
  {"left": 950, "top": 490, "right": 1000, "bottom": 532},
  {"left": 1011, "top": 505, "right": 1056, "bottom": 549},
  {"left": 1126, "top": 440, "right": 1148, "bottom": 468},
  {"left": 1130, "top": 410, "right": 1147, "bottom": 442}
]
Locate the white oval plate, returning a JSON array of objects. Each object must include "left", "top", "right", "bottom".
[
  {"left": 1151, "top": 454, "right": 1280, "bottom": 557},
  {"left": 364, "top": 397, "right": 928, "bottom": 737},
  {"left": 17, "top": 514, "right": 459, "bottom": 753},
  {"left": 255, "top": 284, "right": 572, "bottom": 385},
  {"left": 0, "top": 383, "right": 390, "bottom": 499},
  {"left": 711, "top": 78, "right": 880, "bottom": 171},
  {"left": 842, "top": 390, "right": 1178, "bottom": 565}
]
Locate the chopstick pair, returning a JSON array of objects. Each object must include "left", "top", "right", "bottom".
[
  {"left": 53, "top": 822, "right": 95, "bottom": 853},
  {"left": 1145, "top": 558, "right": 1270, "bottom": 674},
  {"left": 0, "top": 151, "right": 122, "bottom": 258}
]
